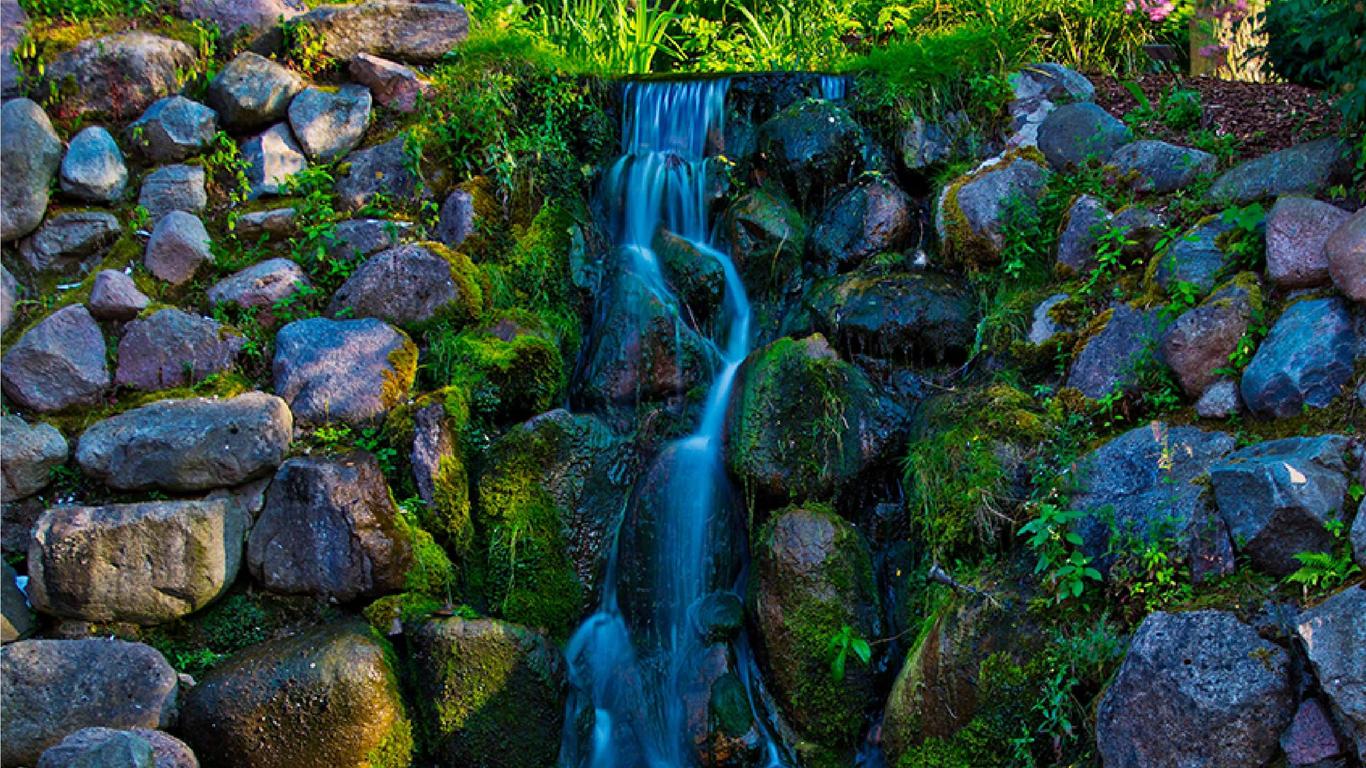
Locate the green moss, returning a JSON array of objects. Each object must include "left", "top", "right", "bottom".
[
  {"left": 423, "top": 313, "right": 566, "bottom": 425},
  {"left": 381, "top": 334, "right": 419, "bottom": 408},
  {"left": 36, "top": 370, "right": 252, "bottom": 436},
  {"left": 364, "top": 714, "right": 414, "bottom": 768},
  {"left": 896, "top": 653, "right": 1036, "bottom": 768},
  {"left": 363, "top": 593, "right": 445, "bottom": 632},
  {"left": 382, "top": 388, "right": 474, "bottom": 548},
  {"left": 395, "top": 510, "right": 458, "bottom": 599},
  {"left": 421, "top": 241, "right": 487, "bottom": 330}
]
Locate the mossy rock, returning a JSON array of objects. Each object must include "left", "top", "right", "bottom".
[
  {"left": 653, "top": 228, "right": 726, "bottom": 324},
  {"left": 382, "top": 387, "right": 473, "bottom": 549},
  {"left": 756, "top": 98, "right": 865, "bottom": 207},
  {"left": 804, "top": 270, "right": 975, "bottom": 364},
  {"left": 723, "top": 185, "right": 807, "bottom": 297},
  {"left": 934, "top": 153, "right": 1048, "bottom": 271},
  {"left": 423, "top": 312, "right": 566, "bottom": 425}
]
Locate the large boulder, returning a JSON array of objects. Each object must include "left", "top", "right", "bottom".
[
  {"left": 804, "top": 270, "right": 974, "bottom": 363},
  {"left": 1240, "top": 297, "right": 1357, "bottom": 418},
  {"left": 1107, "top": 139, "right": 1215, "bottom": 194},
  {"left": 76, "top": 392, "right": 292, "bottom": 492},
  {"left": 1209, "top": 435, "right": 1353, "bottom": 575},
  {"left": 207, "top": 52, "right": 305, "bottom": 130},
  {"left": 89, "top": 270, "right": 150, "bottom": 321},
  {"left": 114, "top": 309, "right": 243, "bottom": 391},
  {"left": 1037, "top": 101, "right": 1131, "bottom": 170},
  {"left": 288, "top": 85, "right": 372, "bottom": 162},
  {"left": 1, "top": 639, "right": 179, "bottom": 766},
  {"left": 936, "top": 156, "right": 1049, "bottom": 267},
  {"left": 1265, "top": 196, "right": 1350, "bottom": 289},
  {"left": 723, "top": 186, "right": 806, "bottom": 296},
  {"left": 1297, "top": 586, "right": 1366, "bottom": 761},
  {"left": 138, "top": 165, "right": 207, "bottom": 222},
  {"left": 1096, "top": 610, "right": 1293, "bottom": 768},
  {"left": 1160, "top": 275, "right": 1259, "bottom": 398},
  {"left": 43, "top": 33, "right": 196, "bottom": 121},
  {"left": 272, "top": 317, "right": 416, "bottom": 427},
  {"left": 246, "top": 453, "right": 412, "bottom": 601},
  {"left": 180, "top": 620, "right": 412, "bottom": 768},
  {"left": 335, "top": 135, "right": 422, "bottom": 212},
  {"left": 178, "top": 0, "right": 306, "bottom": 38},
  {"left": 1066, "top": 303, "right": 1161, "bottom": 400},
  {"left": 808, "top": 177, "right": 913, "bottom": 273},
  {"left": 326, "top": 244, "right": 481, "bottom": 328},
  {"left": 1054, "top": 193, "right": 1110, "bottom": 276},
  {"left": 28, "top": 498, "right": 250, "bottom": 624},
  {"left": 241, "top": 123, "right": 306, "bottom": 198},
  {"left": 1208, "top": 137, "right": 1354, "bottom": 205},
  {"left": 1, "top": 305, "right": 109, "bottom": 413},
  {"left": 294, "top": 1, "right": 469, "bottom": 62},
  {"left": 1326, "top": 208, "right": 1366, "bottom": 303},
  {"left": 654, "top": 230, "right": 725, "bottom": 321},
  {"left": 206, "top": 258, "right": 310, "bottom": 321},
  {"left": 0, "top": 415, "right": 67, "bottom": 502},
  {"left": 17, "top": 211, "right": 122, "bottom": 277},
  {"left": 757, "top": 99, "right": 864, "bottom": 206},
  {"left": 328, "top": 217, "right": 411, "bottom": 262},
  {"left": 35, "top": 728, "right": 197, "bottom": 768},
  {"left": 349, "top": 54, "right": 429, "bottom": 113},
  {"left": 60, "top": 127, "right": 129, "bottom": 203},
  {"left": 1151, "top": 215, "right": 1238, "bottom": 294},
  {"left": 1, "top": 99, "right": 63, "bottom": 242},
  {"left": 127, "top": 96, "right": 219, "bottom": 163}
]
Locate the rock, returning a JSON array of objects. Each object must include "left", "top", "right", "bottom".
[
  {"left": 410, "top": 401, "right": 457, "bottom": 516},
  {"left": 1066, "top": 303, "right": 1161, "bottom": 400},
  {"left": 1326, "top": 208, "right": 1366, "bottom": 303},
  {"left": 1266, "top": 196, "right": 1350, "bottom": 289},
  {"left": 242, "top": 123, "right": 306, "bottom": 197},
  {"left": 1096, "top": 610, "right": 1293, "bottom": 768},
  {"left": 247, "top": 453, "right": 411, "bottom": 601},
  {"left": 349, "top": 54, "right": 429, "bottom": 112},
  {"left": 326, "top": 243, "right": 481, "bottom": 328},
  {"left": 132, "top": 730, "right": 198, "bottom": 768},
  {"left": 36, "top": 728, "right": 153, "bottom": 768},
  {"left": 1108, "top": 139, "right": 1215, "bottom": 194},
  {"left": 1281, "top": 698, "right": 1348, "bottom": 767},
  {"left": 1241, "top": 297, "right": 1357, "bottom": 417},
  {"left": 328, "top": 217, "right": 411, "bottom": 262},
  {"left": 17, "top": 211, "right": 122, "bottom": 276},
  {"left": 1112, "top": 204, "right": 1168, "bottom": 260},
  {"left": 1027, "top": 292, "right": 1071, "bottom": 345},
  {"left": 2, "top": 563, "right": 34, "bottom": 643},
  {"left": 757, "top": 99, "right": 864, "bottom": 206},
  {"left": 653, "top": 230, "right": 725, "bottom": 321},
  {"left": 937, "top": 156, "right": 1049, "bottom": 266},
  {"left": 43, "top": 33, "right": 196, "bottom": 121},
  {"left": 696, "top": 592, "right": 744, "bottom": 644},
  {"left": 435, "top": 186, "right": 479, "bottom": 250},
  {"left": 1055, "top": 193, "right": 1110, "bottom": 276},
  {"left": 1, "top": 415, "right": 67, "bottom": 502},
  {"left": 128, "top": 96, "right": 219, "bottom": 163},
  {"left": 1, "top": 265, "right": 16, "bottom": 333},
  {"left": 1006, "top": 63, "right": 1095, "bottom": 149},
  {"left": 808, "top": 177, "right": 913, "bottom": 273},
  {"left": 114, "top": 309, "right": 243, "bottom": 391},
  {"left": 138, "top": 165, "right": 207, "bottom": 222},
  {"left": 1151, "top": 215, "right": 1237, "bottom": 294},
  {"left": 0, "top": 0, "right": 25, "bottom": 98},
  {"left": 0, "top": 638, "right": 179, "bottom": 766},
  {"left": 1037, "top": 101, "right": 1131, "bottom": 170},
  {"left": 1209, "top": 137, "right": 1354, "bottom": 205},
  {"left": 1210, "top": 435, "right": 1352, "bottom": 575},
  {"left": 180, "top": 620, "right": 412, "bottom": 768},
  {"left": 178, "top": 0, "right": 305, "bottom": 37},
  {"left": 1160, "top": 276, "right": 1258, "bottom": 397},
  {"left": 206, "top": 258, "right": 309, "bottom": 321},
  {"left": 1354, "top": 508, "right": 1366, "bottom": 568},
  {"left": 408, "top": 617, "right": 565, "bottom": 768},
  {"left": 288, "top": 85, "right": 371, "bottom": 162},
  {"left": 60, "top": 127, "right": 129, "bottom": 203},
  {"left": 723, "top": 186, "right": 806, "bottom": 295},
  {"left": 76, "top": 392, "right": 292, "bottom": 492},
  {"left": 295, "top": 1, "right": 470, "bottom": 62},
  {"left": 897, "top": 113, "right": 962, "bottom": 171},
  {"left": 805, "top": 270, "right": 974, "bottom": 363},
  {"left": 1, "top": 305, "right": 109, "bottom": 412},
  {"left": 234, "top": 208, "right": 296, "bottom": 239},
  {"left": 28, "top": 498, "right": 249, "bottom": 624},
  {"left": 334, "top": 135, "right": 422, "bottom": 212},
  {"left": 89, "top": 270, "right": 150, "bottom": 321},
  {"left": 1297, "top": 586, "right": 1366, "bottom": 761},
  {"left": 752, "top": 506, "right": 879, "bottom": 747},
  {"left": 1196, "top": 379, "right": 1241, "bottom": 418},
  {"left": 207, "top": 52, "right": 304, "bottom": 130},
  {"left": 144, "top": 210, "right": 211, "bottom": 285},
  {"left": 1, "top": 99, "right": 63, "bottom": 242},
  {"left": 272, "top": 317, "right": 416, "bottom": 427}
]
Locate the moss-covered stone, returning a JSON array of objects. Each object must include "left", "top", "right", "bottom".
[
  {"left": 723, "top": 185, "right": 807, "bottom": 297},
  {"left": 382, "top": 387, "right": 473, "bottom": 548},
  {"left": 424, "top": 312, "right": 566, "bottom": 425}
]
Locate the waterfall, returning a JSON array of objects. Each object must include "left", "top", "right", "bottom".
[{"left": 562, "top": 79, "right": 786, "bottom": 768}]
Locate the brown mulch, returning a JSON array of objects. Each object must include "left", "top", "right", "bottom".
[{"left": 1091, "top": 73, "right": 1342, "bottom": 158}]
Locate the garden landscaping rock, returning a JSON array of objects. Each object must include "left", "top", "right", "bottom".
[
  {"left": 207, "top": 52, "right": 305, "bottom": 130},
  {"left": 655, "top": 230, "right": 725, "bottom": 320},
  {"left": 272, "top": 317, "right": 416, "bottom": 426},
  {"left": 2, "top": 562, "right": 34, "bottom": 643},
  {"left": 1354, "top": 509, "right": 1366, "bottom": 568},
  {"left": 43, "top": 33, "right": 196, "bottom": 121},
  {"left": 757, "top": 99, "right": 864, "bottom": 206},
  {"left": 1296, "top": 586, "right": 1366, "bottom": 761},
  {"left": 1, "top": 305, "right": 109, "bottom": 413},
  {"left": 0, "top": 638, "right": 179, "bottom": 766},
  {"left": 808, "top": 177, "right": 913, "bottom": 273},
  {"left": 1265, "top": 196, "right": 1350, "bottom": 289},
  {"left": 180, "top": 619, "right": 412, "bottom": 768},
  {"left": 89, "top": 270, "right": 150, "bottom": 321},
  {"left": 1, "top": 415, "right": 67, "bottom": 502},
  {"left": 1209, "top": 137, "right": 1354, "bottom": 205},
  {"left": 76, "top": 392, "right": 292, "bottom": 492},
  {"left": 114, "top": 309, "right": 243, "bottom": 391},
  {"left": 1281, "top": 698, "right": 1349, "bottom": 767},
  {"left": 1195, "top": 378, "right": 1241, "bottom": 418},
  {"left": 235, "top": 208, "right": 296, "bottom": 239},
  {"left": 327, "top": 244, "right": 480, "bottom": 328},
  {"left": 1160, "top": 277, "right": 1257, "bottom": 398},
  {"left": 937, "top": 156, "right": 1048, "bottom": 266},
  {"left": 1027, "top": 292, "right": 1071, "bottom": 344},
  {"left": 1006, "top": 63, "right": 1095, "bottom": 148},
  {"left": 1111, "top": 204, "right": 1168, "bottom": 260},
  {"left": 1, "top": 265, "right": 16, "bottom": 333},
  {"left": 138, "top": 165, "right": 207, "bottom": 222},
  {"left": 295, "top": 1, "right": 470, "bottom": 62},
  {"left": 724, "top": 187, "right": 806, "bottom": 295},
  {"left": 1151, "top": 215, "right": 1236, "bottom": 294},
  {"left": 1037, "top": 101, "right": 1131, "bottom": 170},
  {"left": 335, "top": 135, "right": 422, "bottom": 212},
  {"left": 36, "top": 727, "right": 196, "bottom": 768},
  {"left": 1107, "top": 139, "right": 1215, "bottom": 194},
  {"left": 1240, "top": 297, "right": 1357, "bottom": 418},
  {"left": 349, "top": 54, "right": 429, "bottom": 112},
  {"left": 329, "top": 217, "right": 411, "bottom": 261},
  {"left": 18, "top": 211, "right": 122, "bottom": 276},
  {"left": 247, "top": 453, "right": 412, "bottom": 601},
  {"left": 0, "top": 0, "right": 24, "bottom": 98},
  {"left": 60, "top": 127, "right": 129, "bottom": 203},
  {"left": 1055, "top": 193, "right": 1110, "bottom": 276},
  {"left": 128, "top": 96, "right": 219, "bottom": 163},
  {"left": 1066, "top": 303, "right": 1160, "bottom": 400},
  {"left": 805, "top": 270, "right": 974, "bottom": 363},
  {"left": 242, "top": 123, "right": 306, "bottom": 198},
  {"left": 206, "top": 258, "right": 309, "bottom": 320},
  {"left": 28, "top": 498, "right": 250, "bottom": 624},
  {"left": 408, "top": 616, "right": 565, "bottom": 768},
  {"left": 288, "top": 85, "right": 372, "bottom": 162},
  {"left": 435, "top": 186, "right": 478, "bottom": 249},
  {"left": 1, "top": 99, "right": 63, "bottom": 242},
  {"left": 178, "top": 0, "right": 306, "bottom": 38},
  {"left": 1209, "top": 435, "right": 1353, "bottom": 576},
  {"left": 1326, "top": 208, "right": 1366, "bottom": 303},
  {"left": 1096, "top": 610, "right": 1293, "bottom": 768},
  {"left": 144, "top": 210, "right": 211, "bottom": 285}
]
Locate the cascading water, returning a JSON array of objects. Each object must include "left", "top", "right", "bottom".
[{"left": 561, "top": 79, "right": 788, "bottom": 768}]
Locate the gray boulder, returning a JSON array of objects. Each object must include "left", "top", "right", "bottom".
[
  {"left": 88, "top": 270, "right": 150, "bottom": 321},
  {"left": 335, "top": 135, "right": 422, "bottom": 212},
  {"left": 937, "top": 156, "right": 1049, "bottom": 265},
  {"left": 1265, "top": 196, "right": 1350, "bottom": 289},
  {"left": 206, "top": 258, "right": 309, "bottom": 317},
  {"left": 1037, "top": 101, "right": 1131, "bottom": 170},
  {"left": 1297, "top": 586, "right": 1366, "bottom": 762},
  {"left": 1, "top": 415, "right": 67, "bottom": 502},
  {"left": 179, "top": 0, "right": 306, "bottom": 37},
  {"left": 1027, "top": 293, "right": 1071, "bottom": 345},
  {"left": 206, "top": 52, "right": 304, "bottom": 130},
  {"left": 1241, "top": 297, "right": 1357, "bottom": 418},
  {"left": 0, "top": 639, "right": 179, "bottom": 766},
  {"left": 60, "top": 127, "right": 129, "bottom": 203},
  {"left": 1209, "top": 137, "right": 1354, "bottom": 205},
  {"left": 1210, "top": 435, "right": 1352, "bottom": 575},
  {"left": 1281, "top": 697, "right": 1350, "bottom": 767},
  {"left": 1326, "top": 208, "right": 1366, "bottom": 303},
  {"left": 128, "top": 96, "right": 219, "bottom": 163},
  {"left": 1354, "top": 508, "right": 1366, "bottom": 568},
  {"left": 144, "top": 210, "right": 211, "bottom": 285},
  {"left": 1, "top": 305, "right": 109, "bottom": 412},
  {"left": 1108, "top": 139, "right": 1215, "bottom": 194},
  {"left": 138, "top": 165, "right": 207, "bottom": 222},
  {"left": 36, "top": 727, "right": 197, "bottom": 768},
  {"left": 247, "top": 453, "right": 412, "bottom": 601},
  {"left": 234, "top": 207, "right": 296, "bottom": 239},
  {"left": 805, "top": 270, "right": 974, "bottom": 363},
  {"left": 76, "top": 392, "right": 292, "bottom": 492},
  {"left": 757, "top": 99, "right": 864, "bottom": 206},
  {"left": 272, "top": 317, "right": 416, "bottom": 426},
  {"left": 288, "top": 85, "right": 371, "bottom": 162},
  {"left": 328, "top": 217, "right": 411, "bottom": 262},
  {"left": 1055, "top": 193, "right": 1110, "bottom": 276},
  {"left": 326, "top": 243, "right": 479, "bottom": 328},
  {"left": 43, "top": 33, "right": 196, "bottom": 120},
  {"left": 349, "top": 53, "right": 429, "bottom": 112},
  {"left": 1160, "top": 276, "right": 1257, "bottom": 398},
  {"left": 1, "top": 265, "right": 16, "bottom": 333},
  {"left": 1096, "top": 610, "right": 1293, "bottom": 768},
  {"left": 294, "top": 1, "right": 470, "bottom": 62},
  {"left": 724, "top": 186, "right": 806, "bottom": 295},
  {"left": 1152, "top": 215, "right": 1237, "bottom": 294},
  {"left": 114, "top": 309, "right": 243, "bottom": 391},
  {"left": 0, "top": 0, "right": 24, "bottom": 98},
  {"left": 1067, "top": 303, "right": 1161, "bottom": 399},
  {"left": 1196, "top": 378, "right": 1242, "bottom": 419},
  {"left": 28, "top": 498, "right": 250, "bottom": 624},
  {"left": 1, "top": 99, "right": 63, "bottom": 242},
  {"left": 808, "top": 177, "right": 913, "bottom": 273},
  {"left": 2, "top": 562, "right": 34, "bottom": 644},
  {"left": 241, "top": 123, "right": 305, "bottom": 197},
  {"left": 18, "top": 211, "right": 122, "bottom": 276},
  {"left": 434, "top": 186, "right": 477, "bottom": 249}
]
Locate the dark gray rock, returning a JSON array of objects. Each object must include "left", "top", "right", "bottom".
[
  {"left": 18, "top": 211, "right": 122, "bottom": 276},
  {"left": 1152, "top": 215, "right": 1237, "bottom": 294},
  {"left": 723, "top": 186, "right": 806, "bottom": 296},
  {"left": 348, "top": 53, "right": 429, "bottom": 113},
  {"left": 757, "top": 99, "right": 864, "bottom": 206},
  {"left": 2, "top": 562, "right": 34, "bottom": 644},
  {"left": 1326, "top": 208, "right": 1366, "bottom": 303},
  {"left": 1, "top": 415, "right": 67, "bottom": 502},
  {"left": 0, "top": 0, "right": 25, "bottom": 99},
  {"left": 808, "top": 177, "right": 914, "bottom": 273},
  {"left": 43, "top": 33, "right": 196, "bottom": 121},
  {"left": 1112, "top": 204, "right": 1168, "bottom": 261},
  {"left": 1241, "top": 297, "right": 1357, "bottom": 418},
  {"left": 76, "top": 392, "right": 292, "bottom": 492},
  {"left": 241, "top": 123, "right": 305, "bottom": 198},
  {"left": 88, "top": 270, "right": 150, "bottom": 321},
  {"left": 1, "top": 265, "right": 16, "bottom": 333},
  {"left": 435, "top": 187, "right": 476, "bottom": 250},
  {"left": 144, "top": 210, "right": 211, "bottom": 285},
  {"left": 178, "top": 0, "right": 306, "bottom": 37},
  {"left": 1096, "top": 610, "right": 1293, "bottom": 768},
  {"left": 1067, "top": 303, "right": 1161, "bottom": 399},
  {"left": 1, "top": 305, "right": 109, "bottom": 412},
  {"left": 60, "top": 127, "right": 129, "bottom": 203},
  {"left": 1281, "top": 698, "right": 1349, "bottom": 767},
  {"left": 272, "top": 317, "right": 416, "bottom": 426},
  {"left": 1266, "top": 196, "right": 1350, "bottom": 289},
  {"left": 805, "top": 270, "right": 974, "bottom": 363},
  {"left": 247, "top": 453, "right": 411, "bottom": 601},
  {"left": 1037, "top": 101, "right": 1132, "bottom": 170},
  {"left": 234, "top": 207, "right": 296, "bottom": 239},
  {"left": 1297, "top": 586, "right": 1366, "bottom": 762},
  {"left": 328, "top": 217, "right": 412, "bottom": 262},
  {"left": 138, "top": 165, "right": 207, "bottom": 222},
  {"left": 1011, "top": 62, "right": 1095, "bottom": 103},
  {"left": 35, "top": 728, "right": 169, "bottom": 768},
  {"left": 937, "top": 157, "right": 1049, "bottom": 264},
  {"left": 294, "top": 1, "right": 470, "bottom": 62},
  {"left": 653, "top": 229, "right": 724, "bottom": 321},
  {"left": 1, "top": 99, "right": 63, "bottom": 242},
  {"left": 1028, "top": 293, "right": 1071, "bottom": 345},
  {"left": 326, "top": 243, "right": 478, "bottom": 328},
  {"left": 0, "top": 639, "right": 179, "bottom": 766},
  {"left": 1160, "top": 277, "right": 1257, "bottom": 398},
  {"left": 206, "top": 258, "right": 309, "bottom": 318},
  {"left": 114, "top": 309, "right": 243, "bottom": 391},
  {"left": 288, "top": 85, "right": 371, "bottom": 162},
  {"left": 1055, "top": 193, "right": 1110, "bottom": 276},
  {"left": 1353, "top": 504, "right": 1365, "bottom": 568},
  {"left": 1210, "top": 435, "right": 1352, "bottom": 575},
  {"left": 1108, "top": 139, "right": 1215, "bottom": 194},
  {"left": 1209, "top": 137, "right": 1354, "bottom": 205},
  {"left": 335, "top": 135, "right": 422, "bottom": 212},
  {"left": 206, "top": 52, "right": 305, "bottom": 130},
  {"left": 128, "top": 96, "right": 219, "bottom": 163},
  {"left": 411, "top": 401, "right": 457, "bottom": 517}
]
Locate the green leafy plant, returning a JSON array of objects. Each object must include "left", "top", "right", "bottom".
[
  {"left": 1019, "top": 502, "right": 1102, "bottom": 603},
  {"left": 1286, "top": 517, "right": 1362, "bottom": 596},
  {"left": 1259, "top": 0, "right": 1366, "bottom": 128},
  {"left": 825, "top": 623, "right": 871, "bottom": 682}
]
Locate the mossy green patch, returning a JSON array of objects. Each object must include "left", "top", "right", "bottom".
[{"left": 423, "top": 311, "right": 567, "bottom": 426}]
